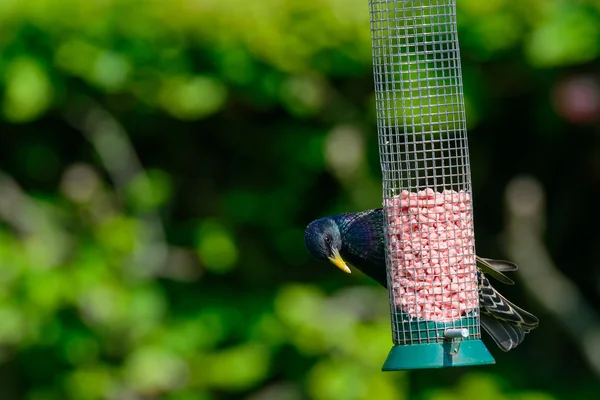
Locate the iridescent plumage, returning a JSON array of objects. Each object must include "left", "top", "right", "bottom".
[{"left": 305, "top": 208, "right": 539, "bottom": 352}]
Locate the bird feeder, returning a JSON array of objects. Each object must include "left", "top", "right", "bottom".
[{"left": 368, "top": 0, "right": 496, "bottom": 370}]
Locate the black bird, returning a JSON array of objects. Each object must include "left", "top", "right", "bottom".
[{"left": 304, "top": 208, "right": 539, "bottom": 352}]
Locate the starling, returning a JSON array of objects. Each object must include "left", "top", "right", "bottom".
[{"left": 304, "top": 208, "right": 539, "bottom": 352}]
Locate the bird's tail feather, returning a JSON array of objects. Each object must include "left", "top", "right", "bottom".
[
  {"left": 478, "top": 274, "right": 539, "bottom": 351},
  {"left": 480, "top": 313, "right": 525, "bottom": 352}
]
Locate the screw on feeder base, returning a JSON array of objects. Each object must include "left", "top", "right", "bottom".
[
  {"left": 445, "top": 328, "right": 469, "bottom": 355},
  {"left": 444, "top": 328, "right": 469, "bottom": 339}
]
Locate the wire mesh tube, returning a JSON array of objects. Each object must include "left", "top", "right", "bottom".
[{"left": 369, "top": 0, "right": 482, "bottom": 349}]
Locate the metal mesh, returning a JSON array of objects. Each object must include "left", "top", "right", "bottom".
[{"left": 369, "top": 0, "right": 481, "bottom": 345}]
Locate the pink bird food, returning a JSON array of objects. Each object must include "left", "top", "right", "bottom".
[{"left": 386, "top": 188, "right": 479, "bottom": 322}]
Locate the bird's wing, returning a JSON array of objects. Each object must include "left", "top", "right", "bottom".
[
  {"left": 339, "top": 209, "right": 389, "bottom": 287},
  {"left": 480, "top": 258, "right": 518, "bottom": 272},
  {"left": 341, "top": 209, "right": 386, "bottom": 264},
  {"left": 476, "top": 257, "right": 516, "bottom": 285},
  {"left": 478, "top": 272, "right": 539, "bottom": 331}
]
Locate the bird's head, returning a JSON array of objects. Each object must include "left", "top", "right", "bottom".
[{"left": 304, "top": 217, "right": 350, "bottom": 274}]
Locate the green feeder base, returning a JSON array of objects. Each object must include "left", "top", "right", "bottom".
[{"left": 382, "top": 339, "right": 495, "bottom": 371}]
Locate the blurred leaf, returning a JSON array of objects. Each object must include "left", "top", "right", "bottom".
[
  {"left": 307, "top": 358, "right": 402, "bottom": 400},
  {"left": 203, "top": 343, "right": 270, "bottom": 391},
  {"left": 55, "top": 40, "right": 130, "bottom": 91},
  {"left": 0, "top": 304, "right": 25, "bottom": 344},
  {"left": 64, "top": 365, "right": 114, "bottom": 400},
  {"left": 457, "top": 374, "right": 506, "bottom": 400},
  {"left": 280, "top": 75, "right": 327, "bottom": 116},
  {"left": 159, "top": 75, "right": 228, "bottom": 120},
  {"left": 95, "top": 215, "right": 138, "bottom": 255},
  {"left": 127, "top": 169, "right": 173, "bottom": 212},
  {"left": 92, "top": 51, "right": 130, "bottom": 92},
  {"left": 63, "top": 333, "right": 100, "bottom": 365},
  {"left": 526, "top": 7, "right": 600, "bottom": 67},
  {"left": 195, "top": 220, "right": 239, "bottom": 273},
  {"left": 124, "top": 346, "right": 189, "bottom": 394},
  {"left": 2, "top": 57, "right": 53, "bottom": 122}
]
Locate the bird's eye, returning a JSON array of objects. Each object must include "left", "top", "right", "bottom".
[{"left": 324, "top": 236, "right": 332, "bottom": 246}]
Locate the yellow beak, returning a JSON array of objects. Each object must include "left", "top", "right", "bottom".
[{"left": 328, "top": 248, "right": 351, "bottom": 274}]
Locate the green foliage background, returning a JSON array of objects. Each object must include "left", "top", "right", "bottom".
[{"left": 1, "top": 0, "right": 599, "bottom": 399}]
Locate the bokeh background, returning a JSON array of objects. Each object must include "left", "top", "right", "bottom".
[{"left": 1, "top": 0, "right": 600, "bottom": 399}]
